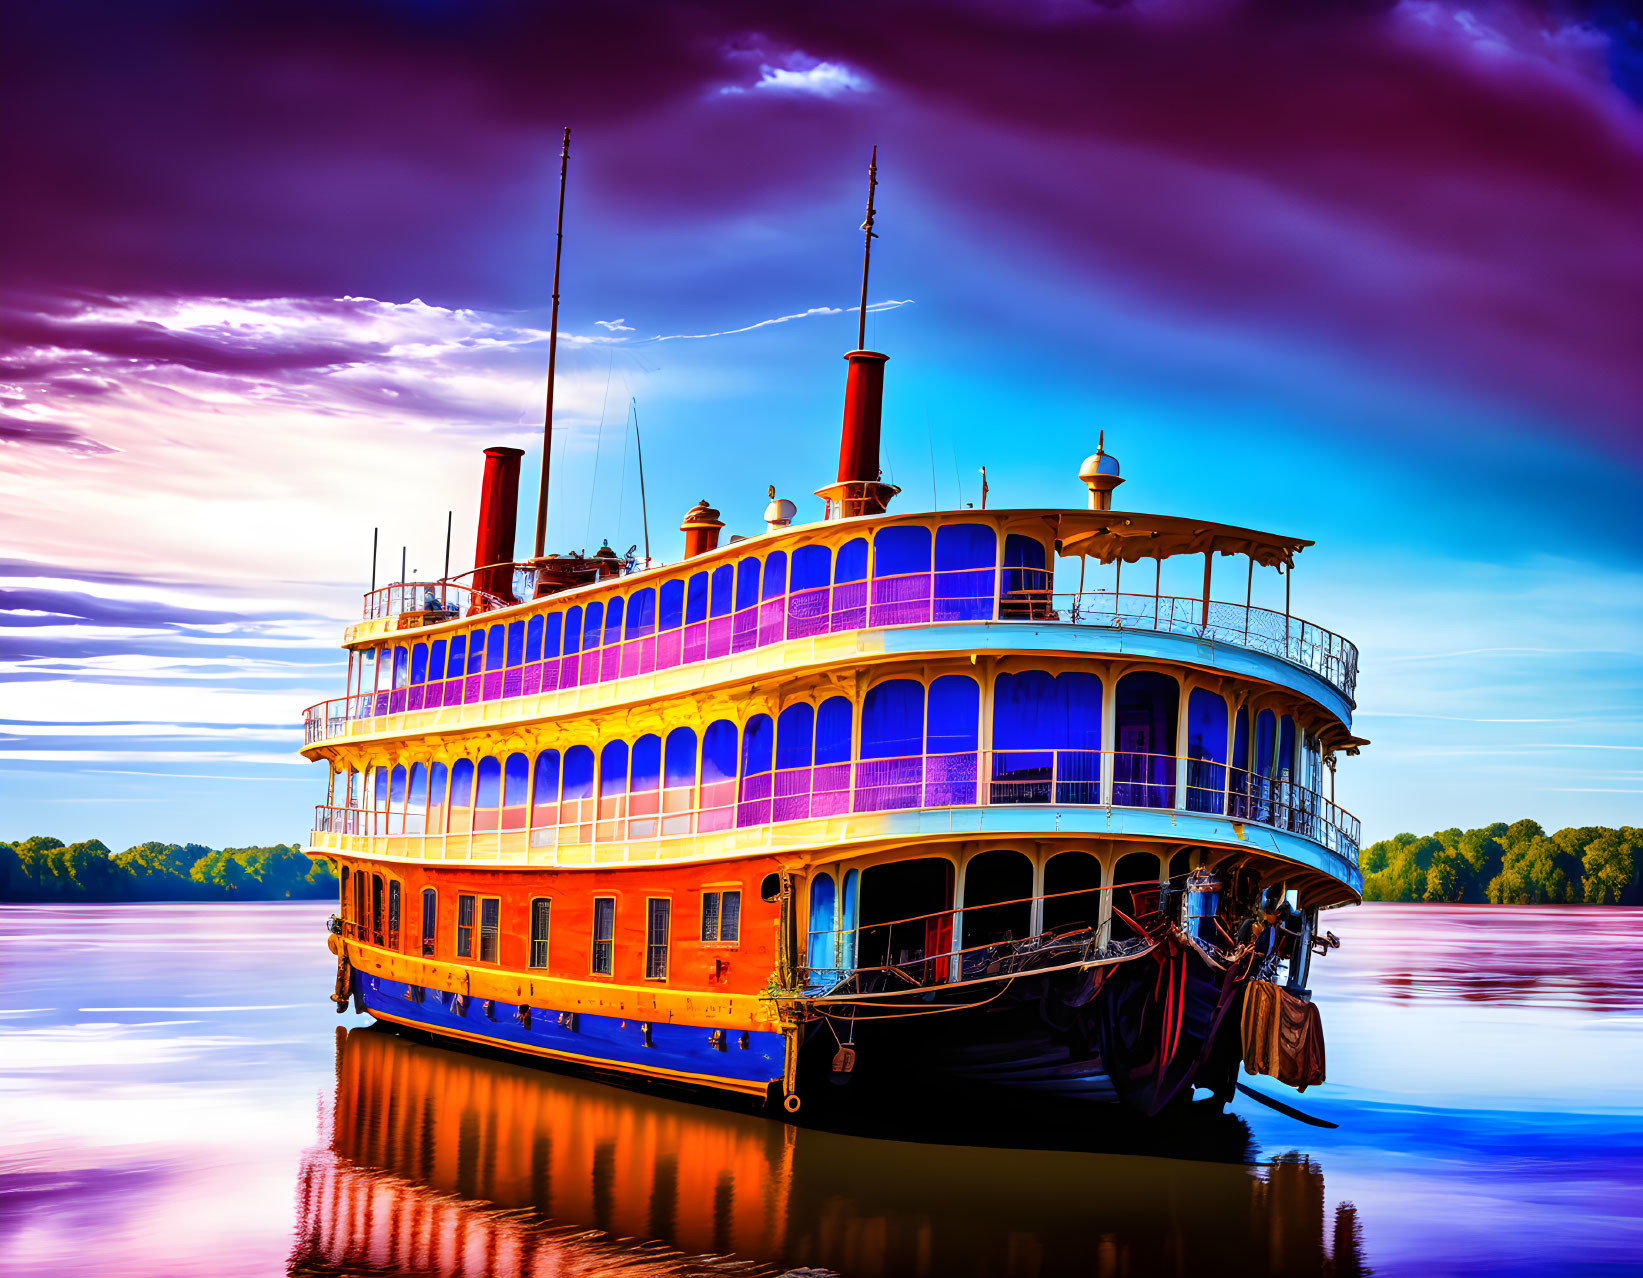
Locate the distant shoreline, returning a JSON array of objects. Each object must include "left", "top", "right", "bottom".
[{"left": 2, "top": 837, "right": 338, "bottom": 904}]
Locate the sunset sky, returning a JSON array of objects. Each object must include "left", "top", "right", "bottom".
[{"left": 3, "top": 0, "right": 1639, "bottom": 850}]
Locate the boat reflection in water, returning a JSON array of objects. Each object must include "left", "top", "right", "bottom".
[{"left": 290, "top": 1025, "right": 1368, "bottom": 1278}]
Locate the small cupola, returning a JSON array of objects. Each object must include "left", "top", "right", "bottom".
[
  {"left": 680, "top": 500, "right": 724, "bottom": 558},
  {"left": 1079, "top": 432, "right": 1124, "bottom": 511},
  {"left": 764, "top": 486, "right": 797, "bottom": 532}
]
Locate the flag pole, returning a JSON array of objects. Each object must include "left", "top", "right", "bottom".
[{"left": 533, "top": 127, "right": 571, "bottom": 565}]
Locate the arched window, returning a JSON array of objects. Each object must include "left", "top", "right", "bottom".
[
  {"left": 600, "top": 596, "right": 624, "bottom": 682},
  {"left": 484, "top": 624, "right": 506, "bottom": 698},
  {"left": 731, "top": 557, "right": 761, "bottom": 652},
  {"left": 407, "top": 763, "right": 428, "bottom": 835},
  {"left": 1111, "top": 851, "right": 1163, "bottom": 941},
  {"left": 926, "top": 675, "right": 980, "bottom": 805},
  {"left": 857, "top": 679, "right": 926, "bottom": 811},
  {"left": 506, "top": 620, "right": 525, "bottom": 667},
  {"left": 682, "top": 572, "right": 710, "bottom": 664},
  {"left": 759, "top": 551, "right": 788, "bottom": 646},
  {"left": 831, "top": 537, "right": 869, "bottom": 632},
  {"left": 934, "top": 524, "right": 996, "bottom": 622},
  {"left": 813, "top": 696, "right": 854, "bottom": 817},
  {"left": 1186, "top": 688, "right": 1229, "bottom": 814},
  {"left": 409, "top": 642, "right": 428, "bottom": 687},
  {"left": 738, "top": 713, "right": 774, "bottom": 826},
  {"left": 960, "top": 849, "right": 1033, "bottom": 953},
  {"left": 531, "top": 750, "right": 560, "bottom": 835},
  {"left": 393, "top": 646, "right": 410, "bottom": 689},
  {"left": 662, "top": 727, "right": 697, "bottom": 835},
  {"left": 501, "top": 752, "right": 530, "bottom": 831},
  {"left": 523, "top": 615, "right": 546, "bottom": 696},
  {"left": 421, "top": 886, "right": 437, "bottom": 956},
  {"left": 463, "top": 631, "right": 486, "bottom": 703},
  {"left": 429, "top": 638, "right": 447, "bottom": 701},
  {"left": 580, "top": 601, "right": 604, "bottom": 685},
  {"left": 373, "top": 766, "right": 388, "bottom": 835},
  {"left": 597, "top": 740, "right": 629, "bottom": 841},
  {"left": 560, "top": 605, "right": 582, "bottom": 691},
  {"left": 448, "top": 758, "right": 475, "bottom": 834},
  {"left": 657, "top": 579, "right": 686, "bottom": 670},
  {"left": 1000, "top": 534, "right": 1050, "bottom": 619},
  {"left": 806, "top": 871, "right": 839, "bottom": 987},
  {"left": 442, "top": 636, "right": 464, "bottom": 710},
  {"left": 428, "top": 761, "right": 448, "bottom": 835},
  {"left": 788, "top": 544, "right": 832, "bottom": 639},
  {"left": 623, "top": 587, "right": 657, "bottom": 678},
  {"left": 871, "top": 525, "right": 933, "bottom": 626},
  {"left": 1114, "top": 672, "right": 1178, "bottom": 808},
  {"left": 628, "top": 734, "right": 662, "bottom": 838},
  {"left": 699, "top": 719, "right": 738, "bottom": 831},
  {"left": 774, "top": 702, "right": 815, "bottom": 822},
  {"left": 707, "top": 564, "right": 735, "bottom": 659},
  {"left": 560, "top": 745, "right": 595, "bottom": 840},
  {"left": 1044, "top": 851, "right": 1102, "bottom": 933},
  {"left": 473, "top": 756, "right": 502, "bottom": 831},
  {"left": 389, "top": 764, "right": 407, "bottom": 835},
  {"left": 990, "top": 671, "right": 1103, "bottom": 804}
]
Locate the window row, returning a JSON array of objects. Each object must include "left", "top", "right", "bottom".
[
  {"left": 345, "top": 525, "right": 1051, "bottom": 718},
  {"left": 329, "top": 672, "right": 1331, "bottom": 840},
  {"left": 339, "top": 873, "right": 742, "bottom": 981}
]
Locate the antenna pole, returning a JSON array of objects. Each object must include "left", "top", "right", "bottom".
[
  {"left": 370, "top": 527, "right": 378, "bottom": 592},
  {"left": 857, "top": 144, "right": 878, "bottom": 351},
  {"left": 533, "top": 126, "right": 571, "bottom": 563},
  {"left": 632, "top": 398, "right": 651, "bottom": 565},
  {"left": 443, "top": 511, "right": 452, "bottom": 580}
]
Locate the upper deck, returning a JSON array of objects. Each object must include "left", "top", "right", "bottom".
[{"left": 302, "top": 507, "right": 1359, "bottom": 750}]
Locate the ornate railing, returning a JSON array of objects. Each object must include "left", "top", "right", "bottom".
[
  {"left": 307, "top": 582, "right": 1358, "bottom": 745},
  {"left": 310, "top": 748, "right": 1360, "bottom": 865},
  {"left": 361, "top": 581, "right": 502, "bottom": 622}
]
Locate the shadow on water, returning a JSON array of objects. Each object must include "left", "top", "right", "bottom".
[{"left": 288, "top": 1023, "right": 1369, "bottom": 1278}]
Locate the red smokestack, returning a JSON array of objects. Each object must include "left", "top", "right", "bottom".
[
  {"left": 472, "top": 446, "right": 524, "bottom": 608},
  {"left": 817, "top": 350, "right": 900, "bottom": 518}
]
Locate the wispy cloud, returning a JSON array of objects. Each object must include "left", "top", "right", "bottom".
[{"left": 654, "top": 299, "right": 913, "bottom": 343}]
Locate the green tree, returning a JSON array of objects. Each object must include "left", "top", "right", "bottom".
[{"left": 1582, "top": 829, "right": 1641, "bottom": 905}]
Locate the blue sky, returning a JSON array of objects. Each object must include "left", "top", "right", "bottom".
[{"left": 2, "top": 0, "right": 1639, "bottom": 850}]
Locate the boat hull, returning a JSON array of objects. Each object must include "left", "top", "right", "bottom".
[{"left": 353, "top": 970, "right": 786, "bottom": 1099}]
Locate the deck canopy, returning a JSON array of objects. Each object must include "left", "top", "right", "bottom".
[{"left": 1053, "top": 510, "right": 1313, "bottom": 569}]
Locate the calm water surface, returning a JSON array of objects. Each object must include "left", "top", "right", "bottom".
[{"left": 1, "top": 903, "right": 1639, "bottom": 1277}]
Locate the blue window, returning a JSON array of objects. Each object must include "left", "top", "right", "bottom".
[
  {"left": 702, "top": 720, "right": 738, "bottom": 784},
  {"left": 685, "top": 573, "right": 709, "bottom": 625},
  {"left": 582, "top": 601, "right": 603, "bottom": 652},
  {"left": 664, "top": 728, "right": 697, "bottom": 787},
  {"left": 835, "top": 538, "right": 868, "bottom": 584},
  {"left": 506, "top": 621, "right": 525, "bottom": 668},
  {"left": 562, "top": 745, "right": 594, "bottom": 801},
  {"left": 525, "top": 616, "right": 543, "bottom": 663},
  {"left": 603, "top": 597, "right": 624, "bottom": 647},
  {"left": 393, "top": 646, "right": 410, "bottom": 688},
  {"left": 735, "top": 558, "right": 761, "bottom": 611},
  {"left": 1115, "top": 672, "right": 1178, "bottom": 808},
  {"left": 444, "top": 635, "right": 464, "bottom": 679},
  {"left": 1255, "top": 709, "right": 1277, "bottom": 779},
  {"left": 873, "top": 525, "right": 931, "bottom": 578},
  {"left": 599, "top": 740, "right": 628, "bottom": 795},
  {"left": 475, "top": 756, "right": 502, "bottom": 808},
  {"left": 503, "top": 752, "right": 529, "bottom": 806},
  {"left": 1279, "top": 715, "right": 1296, "bottom": 780},
  {"left": 934, "top": 524, "right": 996, "bottom": 621},
  {"left": 429, "top": 762, "right": 448, "bottom": 808},
  {"left": 791, "top": 545, "right": 830, "bottom": 592},
  {"left": 533, "top": 750, "right": 560, "bottom": 807},
  {"left": 562, "top": 606, "right": 581, "bottom": 656},
  {"left": 630, "top": 734, "right": 661, "bottom": 792},
  {"left": 485, "top": 624, "right": 505, "bottom": 671},
  {"left": 541, "top": 612, "right": 561, "bottom": 659},
  {"left": 467, "top": 630, "right": 486, "bottom": 674},
  {"left": 430, "top": 639, "right": 447, "bottom": 680},
  {"left": 926, "top": 675, "right": 979, "bottom": 754},
  {"left": 1187, "top": 688, "right": 1228, "bottom": 814},
  {"left": 807, "top": 871, "right": 838, "bottom": 983},
  {"left": 861, "top": 680, "right": 925, "bottom": 759},
  {"left": 449, "top": 758, "right": 475, "bottom": 808},
  {"left": 709, "top": 565, "right": 734, "bottom": 617},
  {"left": 739, "top": 714, "right": 774, "bottom": 824},
  {"left": 990, "top": 671, "right": 1103, "bottom": 803},
  {"left": 626, "top": 588, "right": 657, "bottom": 638},
  {"left": 659, "top": 580, "right": 685, "bottom": 631},
  {"left": 816, "top": 697, "right": 853, "bottom": 764},
  {"left": 409, "top": 644, "right": 428, "bottom": 685},
  {"left": 389, "top": 764, "right": 406, "bottom": 806},
  {"left": 776, "top": 703, "right": 815, "bottom": 771},
  {"left": 762, "top": 552, "right": 787, "bottom": 600},
  {"left": 1001, "top": 534, "right": 1049, "bottom": 613}
]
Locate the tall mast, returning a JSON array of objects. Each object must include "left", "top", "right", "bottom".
[
  {"left": 533, "top": 126, "right": 572, "bottom": 562},
  {"left": 856, "top": 144, "right": 878, "bottom": 351}
]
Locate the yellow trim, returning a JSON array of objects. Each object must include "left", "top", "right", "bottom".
[
  {"left": 340, "top": 937, "right": 779, "bottom": 1029},
  {"left": 364, "top": 1006, "right": 775, "bottom": 1098}
]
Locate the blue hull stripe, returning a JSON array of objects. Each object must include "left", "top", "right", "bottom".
[{"left": 357, "top": 975, "right": 784, "bottom": 1094}]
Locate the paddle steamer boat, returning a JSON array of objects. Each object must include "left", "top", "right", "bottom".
[{"left": 304, "top": 149, "right": 1364, "bottom": 1115}]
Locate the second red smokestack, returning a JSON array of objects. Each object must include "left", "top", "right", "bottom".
[
  {"left": 822, "top": 349, "right": 899, "bottom": 518},
  {"left": 472, "top": 446, "right": 524, "bottom": 608}
]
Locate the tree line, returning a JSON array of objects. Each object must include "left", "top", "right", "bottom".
[
  {"left": 1360, "top": 821, "right": 1641, "bottom": 904},
  {"left": 0, "top": 836, "right": 339, "bottom": 902}
]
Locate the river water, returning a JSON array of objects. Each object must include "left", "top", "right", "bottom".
[{"left": 0, "top": 903, "right": 1638, "bottom": 1277}]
